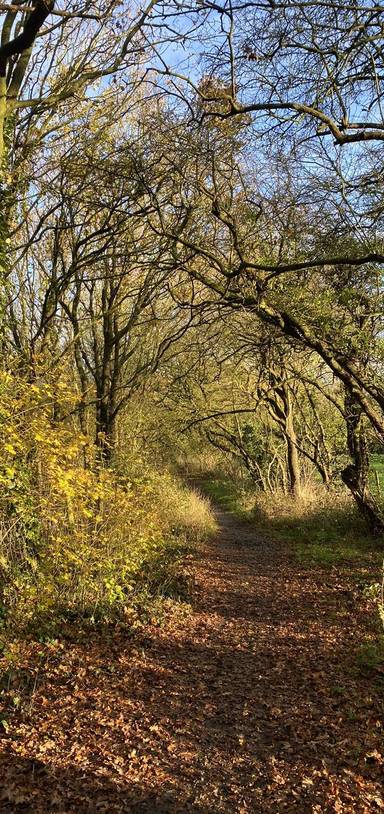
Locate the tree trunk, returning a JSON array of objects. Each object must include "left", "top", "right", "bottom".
[
  {"left": 341, "top": 390, "right": 384, "bottom": 537},
  {"left": 283, "top": 385, "right": 302, "bottom": 499},
  {"left": 95, "top": 398, "right": 116, "bottom": 463},
  {"left": 286, "top": 432, "right": 301, "bottom": 499},
  {"left": 95, "top": 322, "right": 118, "bottom": 463}
]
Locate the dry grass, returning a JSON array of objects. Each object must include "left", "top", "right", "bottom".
[
  {"left": 154, "top": 475, "right": 218, "bottom": 540},
  {"left": 175, "top": 489, "right": 217, "bottom": 535},
  {"left": 253, "top": 482, "right": 340, "bottom": 523}
]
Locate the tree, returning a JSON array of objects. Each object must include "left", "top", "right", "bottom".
[
  {"left": 135, "top": 99, "right": 384, "bottom": 531},
  {"left": 0, "top": 0, "right": 160, "bottom": 307},
  {"left": 5, "top": 92, "right": 204, "bottom": 457}
]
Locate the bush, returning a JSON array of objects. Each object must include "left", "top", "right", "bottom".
[{"left": 0, "top": 371, "right": 216, "bottom": 633}]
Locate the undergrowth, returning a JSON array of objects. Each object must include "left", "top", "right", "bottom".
[
  {"left": 0, "top": 371, "right": 217, "bottom": 640},
  {"left": 201, "top": 472, "right": 382, "bottom": 568},
  {"left": 0, "top": 474, "right": 216, "bottom": 638},
  {"left": 356, "top": 637, "right": 384, "bottom": 679},
  {"left": 253, "top": 489, "right": 377, "bottom": 567}
]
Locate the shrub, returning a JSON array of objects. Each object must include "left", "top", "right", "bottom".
[{"left": 0, "top": 371, "right": 216, "bottom": 633}]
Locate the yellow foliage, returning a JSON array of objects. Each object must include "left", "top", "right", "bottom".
[{"left": 0, "top": 370, "right": 215, "bottom": 631}]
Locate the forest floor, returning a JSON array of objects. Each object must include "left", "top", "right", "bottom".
[{"left": 0, "top": 504, "right": 383, "bottom": 813}]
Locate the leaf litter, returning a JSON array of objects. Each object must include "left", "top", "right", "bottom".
[{"left": 0, "top": 508, "right": 383, "bottom": 812}]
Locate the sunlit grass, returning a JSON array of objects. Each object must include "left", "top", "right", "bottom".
[
  {"left": 201, "top": 474, "right": 383, "bottom": 567},
  {"left": 371, "top": 453, "right": 384, "bottom": 498},
  {"left": 199, "top": 477, "right": 254, "bottom": 520}
]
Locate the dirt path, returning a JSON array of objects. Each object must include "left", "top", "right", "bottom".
[{"left": 0, "top": 507, "right": 383, "bottom": 812}]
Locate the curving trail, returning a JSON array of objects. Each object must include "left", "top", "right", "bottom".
[{"left": 0, "top": 506, "right": 383, "bottom": 812}]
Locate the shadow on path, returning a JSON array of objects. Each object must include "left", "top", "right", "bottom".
[{"left": 0, "top": 505, "right": 382, "bottom": 812}]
